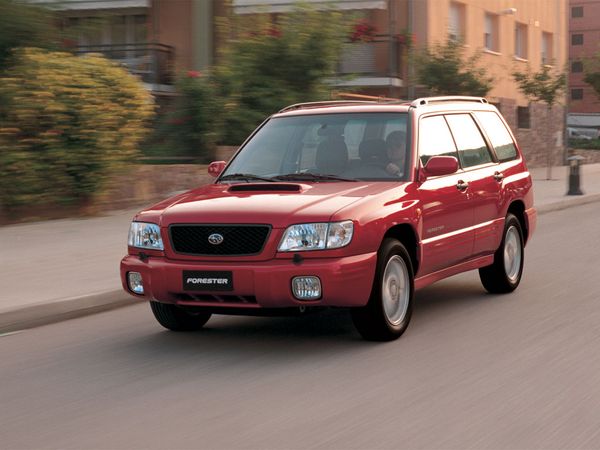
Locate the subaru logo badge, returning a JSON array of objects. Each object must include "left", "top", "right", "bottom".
[{"left": 208, "top": 233, "right": 224, "bottom": 245}]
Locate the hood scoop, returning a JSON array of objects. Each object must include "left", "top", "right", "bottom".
[{"left": 228, "top": 183, "right": 302, "bottom": 193}]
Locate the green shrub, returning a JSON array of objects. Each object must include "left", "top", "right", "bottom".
[
  {"left": 214, "top": 8, "right": 351, "bottom": 145},
  {"left": 569, "top": 138, "right": 600, "bottom": 150},
  {"left": 0, "top": 48, "right": 154, "bottom": 209},
  {"left": 148, "top": 71, "right": 221, "bottom": 162}
]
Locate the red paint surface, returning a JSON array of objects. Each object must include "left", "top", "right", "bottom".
[{"left": 121, "top": 102, "right": 535, "bottom": 308}]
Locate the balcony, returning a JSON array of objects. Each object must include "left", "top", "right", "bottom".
[
  {"left": 74, "top": 43, "right": 175, "bottom": 90},
  {"left": 336, "top": 35, "right": 405, "bottom": 88}
]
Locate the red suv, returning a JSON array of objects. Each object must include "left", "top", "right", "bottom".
[{"left": 121, "top": 96, "right": 536, "bottom": 341}]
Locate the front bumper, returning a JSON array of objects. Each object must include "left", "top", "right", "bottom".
[{"left": 120, "top": 252, "right": 377, "bottom": 309}]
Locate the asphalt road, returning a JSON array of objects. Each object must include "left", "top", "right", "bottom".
[{"left": 2, "top": 205, "right": 600, "bottom": 450}]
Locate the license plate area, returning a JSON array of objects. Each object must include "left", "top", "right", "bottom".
[{"left": 183, "top": 271, "right": 233, "bottom": 291}]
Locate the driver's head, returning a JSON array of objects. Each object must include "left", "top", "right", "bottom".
[{"left": 386, "top": 130, "right": 406, "bottom": 162}]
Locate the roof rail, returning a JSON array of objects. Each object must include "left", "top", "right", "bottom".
[
  {"left": 410, "top": 96, "right": 488, "bottom": 107},
  {"left": 278, "top": 100, "right": 376, "bottom": 114}
]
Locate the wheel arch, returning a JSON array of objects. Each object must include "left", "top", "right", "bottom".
[
  {"left": 382, "top": 223, "right": 420, "bottom": 275},
  {"left": 507, "top": 200, "right": 528, "bottom": 243}
]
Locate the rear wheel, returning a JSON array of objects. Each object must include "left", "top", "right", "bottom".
[
  {"left": 150, "top": 301, "right": 211, "bottom": 331},
  {"left": 351, "top": 238, "right": 414, "bottom": 341},
  {"left": 479, "top": 213, "right": 524, "bottom": 293}
]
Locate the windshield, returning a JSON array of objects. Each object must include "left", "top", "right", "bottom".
[{"left": 220, "top": 113, "right": 410, "bottom": 182}]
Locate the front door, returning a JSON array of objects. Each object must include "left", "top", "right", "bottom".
[{"left": 417, "top": 115, "right": 474, "bottom": 275}]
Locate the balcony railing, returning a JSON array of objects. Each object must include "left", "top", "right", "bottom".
[
  {"left": 74, "top": 43, "right": 175, "bottom": 87},
  {"left": 338, "top": 35, "right": 404, "bottom": 79}
]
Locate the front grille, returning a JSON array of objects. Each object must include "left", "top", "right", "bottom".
[{"left": 169, "top": 224, "right": 271, "bottom": 256}]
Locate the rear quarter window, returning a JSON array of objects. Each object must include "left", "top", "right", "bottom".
[{"left": 474, "top": 111, "right": 518, "bottom": 161}]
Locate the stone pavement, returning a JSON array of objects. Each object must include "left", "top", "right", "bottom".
[{"left": 1, "top": 163, "right": 599, "bottom": 333}]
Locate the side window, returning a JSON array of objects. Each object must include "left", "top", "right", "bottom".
[
  {"left": 418, "top": 115, "right": 459, "bottom": 166},
  {"left": 445, "top": 114, "right": 493, "bottom": 168},
  {"left": 474, "top": 111, "right": 518, "bottom": 161}
]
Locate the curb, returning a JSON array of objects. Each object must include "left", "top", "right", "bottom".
[
  {"left": 0, "top": 290, "right": 143, "bottom": 334},
  {"left": 2, "top": 193, "right": 600, "bottom": 333},
  {"left": 537, "top": 193, "right": 600, "bottom": 215}
]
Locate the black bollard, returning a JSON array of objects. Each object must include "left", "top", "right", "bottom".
[{"left": 567, "top": 155, "right": 585, "bottom": 196}]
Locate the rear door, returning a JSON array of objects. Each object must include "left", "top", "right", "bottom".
[
  {"left": 445, "top": 113, "right": 502, "bottom": 257},
  {"left": 417, "top": 115, "right": 474, "bottom": 275}
]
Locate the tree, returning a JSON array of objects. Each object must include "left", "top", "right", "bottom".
[
  {"left": 213, "top": 6, "right": 352, "bottom": 144},
  {"left": 583, "top": 52, "right": 600, "bottom": 98},
  {"left": 0, "top": 0, "right": 56, "bottom": 71},
  {"left": 414, "top": 39, "right": 493, "bottom": 96},
  {"left": 513, "top": 64, "right": 566, "bottom": 179}
]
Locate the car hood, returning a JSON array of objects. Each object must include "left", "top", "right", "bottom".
[{"left": 135, "top": 181, "right": 404, "bottom": 228}]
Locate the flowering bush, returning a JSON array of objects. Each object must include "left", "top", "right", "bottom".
[
  {"left": 350, "top": 20, "right": 376, "bottom": 43},
  {"left": 151, "top": 71, "right": 221, "bottom": 162},
  {"left": 0, "top": 48, "right": 154, "bottom": 210}
]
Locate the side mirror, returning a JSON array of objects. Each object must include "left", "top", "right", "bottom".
[
  {"left": 208, "top": 161, "right": 227, "bottom": 178},
  {"left": 421, "top": 155, "right": 459, "bottom": 179}
]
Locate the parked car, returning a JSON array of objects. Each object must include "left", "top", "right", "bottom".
[{"left": 121, "top": 96, "right": 536, "bottom": 341}]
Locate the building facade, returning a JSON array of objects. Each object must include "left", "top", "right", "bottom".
[
  {"left": 569, "top": 0, "right": 600, "bottom": 114},
  {"left": 33, "top": 0, "right": 569, "bottom": 166}
]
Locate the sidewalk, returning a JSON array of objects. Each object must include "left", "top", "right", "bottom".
[{"left": 2, "top": 163, "right": 600, "bottom": 333}]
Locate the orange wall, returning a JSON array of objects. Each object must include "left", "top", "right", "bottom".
[{"left": 151, "top": 0, "right": 194, "bottom": 73}]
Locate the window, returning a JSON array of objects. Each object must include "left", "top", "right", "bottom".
[
  {"left": 572, "top": 61, "right": 583, "bottom": 73},
  {"left": 515, "top": 22, "right": 528, "bottom": 59},
  {"left": 484, "top": 13, "right": 499, "bottom": 52},
  {"left": 517, "top": 106, "right": 531, "bottom": 129},
  {"left": 571, "top": 34, "right": 584, "bottom": 46},
  {"left": 449, "top": 2, "right": 466, "bottom": 41},
  {"left": 542, "top": 32, "right": 553, "bottom": 64},
  {"left": 445, "top": 114, "right": 493, "bottom": 168},
  {"left": 223, "top": 113, "right": 410, "bottom": 181},
  {"left": 418, "top": 116, "right": 459, "bottom": 166},
  {"left": 571, "top": 88, "right": 584, "bottom": 100},
  {"left": 474, "top": 112, "right": 518, "bottom": 161},
  {"left": 571, "top": 6, "right": 584, "bottom": 17}
]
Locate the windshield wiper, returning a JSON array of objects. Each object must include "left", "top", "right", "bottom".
[
  {"left": 219, "top": 173, "right": 274, "bottom": 183},
  {"left": 273, "top": 173, "right": 356, "bottom": 182}
]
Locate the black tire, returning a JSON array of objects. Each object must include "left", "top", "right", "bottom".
[
  {"left": 150, "top": 301, "right": 211, "bottom": 331},
  {"left": 351, "top": 238, "right": 414, "bottom": 341},
  {"left": 479, "top": 213, "right": 524, "bottom": 294}
]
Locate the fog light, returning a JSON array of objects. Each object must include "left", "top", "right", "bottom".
[
  {"left": 127, "top": 272, "right": 144, "bottom": 295},
  {"left": 292, "top": 276, "right": 321, "bottom": 300}
]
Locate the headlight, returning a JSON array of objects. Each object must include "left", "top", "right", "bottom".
[
  {"left": 128, "top": 222, "right": 164, "bottom": 251},
  {"left": 278, "top": 221, "right": 353, "bottom": 252}
]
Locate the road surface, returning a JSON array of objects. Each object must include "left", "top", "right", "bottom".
[{"left": 1, "top": 204, "right": 600, "bottom": 449}]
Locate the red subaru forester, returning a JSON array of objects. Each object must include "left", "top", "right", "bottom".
[{"left": 121, "top": 96, "right": 536, "bottom": 341}]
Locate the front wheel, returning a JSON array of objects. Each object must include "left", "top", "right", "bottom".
[
  {"left": 150, "top": 301, "right": 211, "bottom": 331},
  {"left": 351, "top": 238, "right": 414, "bottom": 341},
  {"left": 479, "top": 213, "right": 524, "bottom": 294}
]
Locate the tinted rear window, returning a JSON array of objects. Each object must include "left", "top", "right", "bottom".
[{"left": 474, "top": 111, "right": 518, "bottom": 161}]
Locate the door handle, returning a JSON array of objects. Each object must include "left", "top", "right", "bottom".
[
  {"left": 494, "top": 171, "right": 504, "bottom": 182},
  {"left": 456, "top": 180, "right": 469, "bottom": 191}
]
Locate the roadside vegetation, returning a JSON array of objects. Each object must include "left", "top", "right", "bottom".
[
  {"left": 0, "top": 49, "right": 154, "bottom": 211},
  {"left": 413, "top": 39, "right": 493, "bottom": 96},
  {"left": 150, "top": 6, "right": 351, "bottom": 161}
]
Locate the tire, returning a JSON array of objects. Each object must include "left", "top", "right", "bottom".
[
  {"left": 351, "top": 238, "right": 414, "bottom": 341},
  {"left": 150, "top": 301, "right": 211, "bottom": 331},
  {"left": 479, "top": 213, "right": 524, "bottom": 294}
]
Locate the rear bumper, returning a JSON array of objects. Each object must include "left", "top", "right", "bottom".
[
  {"left": 525, "top": 207, "right": 537, "bottom": 243},
  {"left": 120, "top": 252, "right": 377, "bottom": 308}
]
